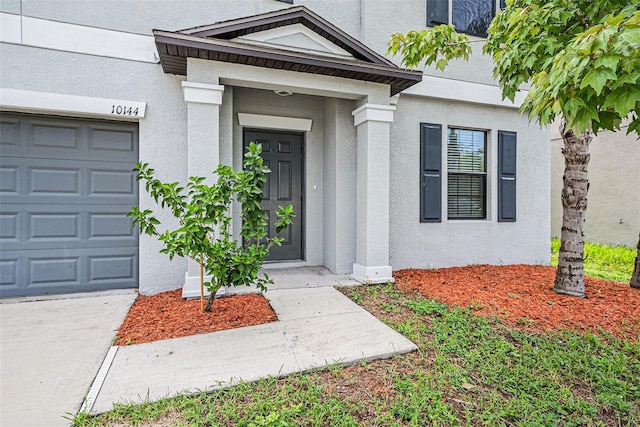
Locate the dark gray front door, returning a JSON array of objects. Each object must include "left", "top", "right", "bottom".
[
  {"left": 244, "top": 130, "right": 303, "bottom": 261},
  {"left": 0, "top": 113, "right": 139, "bottom": 297}
]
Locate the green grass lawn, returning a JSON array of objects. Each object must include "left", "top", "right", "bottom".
[
  {"left": 73, "top": 284, "right": 639, "bottom": 426},
  {"left": 550, "top": 238, "right": 636, "bottom": 283}
]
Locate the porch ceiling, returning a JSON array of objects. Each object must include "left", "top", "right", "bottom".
[{"left": 153, "top": 6, "right": 422, "bottom": 96}]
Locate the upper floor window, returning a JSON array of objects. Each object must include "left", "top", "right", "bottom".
[{"left": 427, "top": 0, "right": 505, "bottom": 38}]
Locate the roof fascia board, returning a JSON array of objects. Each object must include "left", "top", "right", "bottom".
[{"left": 154, "top": 31, "right": 422, "bottom": 82}]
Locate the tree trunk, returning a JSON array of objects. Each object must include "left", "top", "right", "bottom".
[
  {"left": 553, "top": 118, "right": 592, "bottom": 298},
  {"left": 631, "top": 230, "right": 640, "bottom": 289},
  {"left": 204, "top": 290, "right": 215, "bottom": 312}
]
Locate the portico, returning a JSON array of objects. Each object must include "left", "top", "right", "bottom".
[{"left": 153, "top": 6, "right": 421, "bottom": 295}]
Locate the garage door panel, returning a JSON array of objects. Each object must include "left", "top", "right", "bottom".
[
  {"left": 0, "top": 166, "right": 19, "bottom": 194},
  {"left": 0, "top": 113, "right": 138, "bottom": 297},
  {"left": 0, "top": 118, "right": 20, "bottom": 152},
  {"left": 0, "top": 158, "right": 137, "bottom": 204},
  {"left": 88, "top": 254, "right": 136, "bottom": 284},
  {"left": 90, "top": 127, "right": 137, "bottom": 160},
  {"left": 1, "top": 204, "right": 137, "bottom": 250},
  {"left": 30, "top": 256, "right": 81, "bottom": 286},
  {"left": 1, "top": 113, "right": 138, "bottom": 162},
  {"left": 89, "top": 212, "right": 137, "bottom": 241},
  {"left": 30, "top": 166, "right": 81, "bottom": 196},
  {"left": 29, "top": 212, "right": 80, "bottom": 241},
  {"left": 32, "top": 121, "right": 82, "bottom": 150},
  {"left": 89, "top": 169, "right": 136, "bottom": 196},
  {"left": 0, "top": 247, "right": 138, "bottom": 297},
  {"left": 0, "top": 259, "right": 18, "bottom": 288},
  {"left": 0, "top": 212, "right": 18, "bottom": 241}
]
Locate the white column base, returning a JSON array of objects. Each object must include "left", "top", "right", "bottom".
[
  {"left": 351, "top": 264, "right": 395, "bottom": 284},
  {"left": 181, "top": 272, "right": 226, "bottom": 299}
]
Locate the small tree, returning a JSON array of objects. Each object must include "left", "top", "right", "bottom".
[
  {"left": 129, "top": 142, "right": 294, "bottom": 311},
  {"left": 389, "top": 0, "right": 639, "bottom": 297}
]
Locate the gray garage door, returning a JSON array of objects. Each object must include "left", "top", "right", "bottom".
[{"left": 0, "top": 113, "right": 138, "bottom": 297}]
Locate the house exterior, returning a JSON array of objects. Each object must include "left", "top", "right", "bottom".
[
  {"left": 551, "top": 120, "right": 640, "bottom": 248},
  {"left": 0, "top": 0, "right": 550, "bottom": 298}
]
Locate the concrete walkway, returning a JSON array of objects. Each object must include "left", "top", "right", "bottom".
[
  {"left": 0, "top": 291, "right": 137, "bottom": 427},
  {"left": 90, "top": 286, "right": 416, "bottom": 414},
  {"left": 0, "top": 268, "right": 416, "bottom": 424}
]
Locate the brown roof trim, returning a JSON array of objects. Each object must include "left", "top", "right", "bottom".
[
  {"left": 178, "top": 6, "right": 394, "bottom": 67},
  {"left": 154, "top": 30, "right": 422, "bottom": 96}
]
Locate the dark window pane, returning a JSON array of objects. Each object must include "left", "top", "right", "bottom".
[
  {"left": 447, "top": 174, "right": 486, "bottom": 218},
  {"left": 447, "top": 128, "right": 486, "bottom": 172},
  {"left": 427, "top": 0, "right": 449, "bottom": 27},
  {"left": 452, "top": 0, "right": 494, "bottom": 37}
]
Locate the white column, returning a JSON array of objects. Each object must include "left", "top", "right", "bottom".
[
  {"left": 181, "top": 81, "right": 225, "bottom": 298},
  {"left": 351, "top": 103, "right": 396, "bottom": 284}
]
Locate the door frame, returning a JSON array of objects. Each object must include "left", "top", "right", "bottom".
[{"left": 242, "top": 128, "right": 305, "bottom": 262}]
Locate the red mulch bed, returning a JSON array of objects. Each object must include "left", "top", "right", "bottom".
[
  {"left": 395, "top": 264, "right": 640, "bottom": 341},
  {"left": 114, "top": 290, "right": 277, "bottom": 345},
  {"left": 116, "top": 265, "right": 639, "bottom": 346}
]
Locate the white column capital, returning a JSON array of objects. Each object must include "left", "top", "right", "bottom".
[
  {"left": 182, "top": 81, "right": 224, "bottom": 105},
  {"left": 352, "top": 103, "right": 396, "bottom": 126}
]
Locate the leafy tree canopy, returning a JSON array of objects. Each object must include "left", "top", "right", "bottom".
[{"left": 389, "top": 0, "right": 640, "bottom": 135}]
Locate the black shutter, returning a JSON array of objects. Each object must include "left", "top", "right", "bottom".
[
  {"left": 498, "top": 130, "right": 517, "bottom": 222},
  {"left": 420, "top": 123, "right": 442, "bottom": 222}
]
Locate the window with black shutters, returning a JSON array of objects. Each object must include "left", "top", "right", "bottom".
[
  {"left": 427, "top": 0, "right": 502, "bottom": 38},
  {"left": 447, "top": 128, "right": 486, "bottom": 219}
]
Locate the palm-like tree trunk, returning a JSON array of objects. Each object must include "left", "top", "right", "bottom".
[
  {"left": 631, "top": 231, "right": 640, "bottom": 289},
  {"left": 553, "top": 118, "right": 592, "bottom": 297}
]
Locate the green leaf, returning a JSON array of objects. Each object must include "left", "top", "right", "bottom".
[
  {"left": 618, "top": 27, "right": 640, "bottom": 49},
  {"left": 603, "top": 85, "right": 640, "bottom": 117},
  {"left": 593, "top": 55, "right": 620, "bottom": 72},
  {"left": 580, "top": 68, "right": 617, "bottom": 96}
]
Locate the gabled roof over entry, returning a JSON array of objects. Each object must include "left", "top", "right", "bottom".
[{"left": 154, "top": 6, "right": 422, "bottom": 96}]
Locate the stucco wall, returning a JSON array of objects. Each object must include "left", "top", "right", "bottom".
[
  {"left": 1, "top": 0, "right": 497, "bottom": 87},
  {"left": 551, "top": 122, "right": 640, "bottom": 248},
  {"left": 1, "top": 0, "right": 361, "bottom": 42},
  {"left": 389, "top": 96, "right": 551, "bottom": 269}
]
